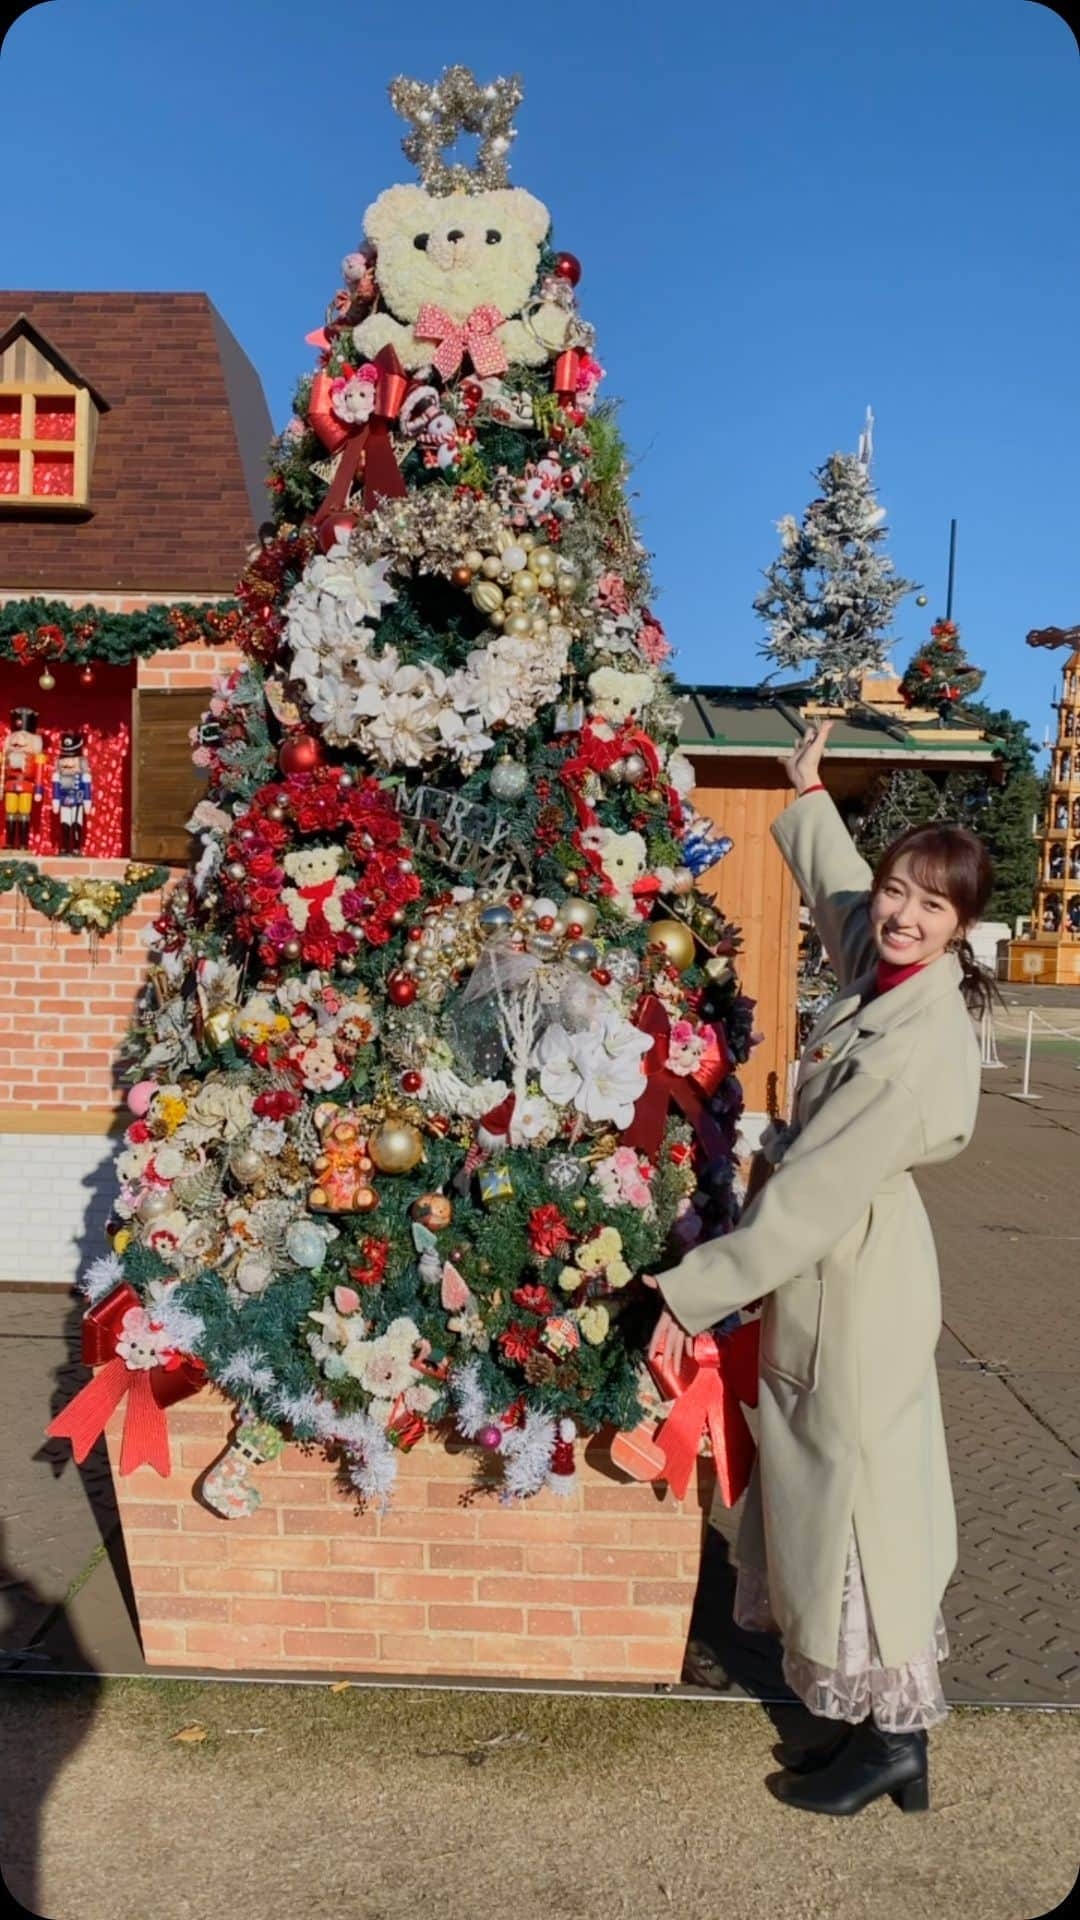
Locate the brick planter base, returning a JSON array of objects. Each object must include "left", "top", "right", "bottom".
[{"left": 106, "top": 1389, "right": 714, "bottom": 1682}]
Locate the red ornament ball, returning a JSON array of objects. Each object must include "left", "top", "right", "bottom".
[
  {"left": 537, "top": 914, "right": 555, "bottom": 932},
  {"left": 554, "top": 251, "right": 582, "bottom": 287},
  {"left": 591, "top": 968, "right": 612, "bottom": 987},
  {"left": 79, "top": 664, "right": 95, "bottom": 687},
  {"left": 387, "top": 971, "right": 418, "bottom": 1007},
  {"left": 401, "top": 1069, "right": 424, "bottom": 1093},
  {"left": 278, "top": 733, "right": 323, "bottom": 775}
]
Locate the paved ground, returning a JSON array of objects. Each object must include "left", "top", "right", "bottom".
[{"left": 2, "top": 1017, "right": 1079, "bottom": 1704}]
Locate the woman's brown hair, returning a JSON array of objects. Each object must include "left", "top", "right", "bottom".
[{"left": 871, "top": 823, "right": 998, "bottom": 1019}]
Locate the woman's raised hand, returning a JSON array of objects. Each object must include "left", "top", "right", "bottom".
[{"left": 781, "top": 717, "right": 834, "bottom": 795}]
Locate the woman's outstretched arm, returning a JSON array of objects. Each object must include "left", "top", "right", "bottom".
[{"left": 775, "top": 720, "right": 876, "bottom": 988}]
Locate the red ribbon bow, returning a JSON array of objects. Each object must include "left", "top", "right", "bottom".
[
  {"left": 647, "top": 1320, "right": 759, "bottom": 1505},
  {"left": 309, "top": 344, "right": 409, "bottom": 529},
  {"left": 559, "top": 722, "right": 663, "bottom": 831},
  {"left": 45, "top": 1285, "right": 205, "bottom": 1478},
  {"left": 414, "top": 303, "right": 507, "bottom": 381},
  {"left": 622, "top": 993, "right": 733, "bottom": 1164}
]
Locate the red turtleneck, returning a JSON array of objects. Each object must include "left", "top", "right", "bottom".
[{"left": 874, "top": 956, "right": 929, "bottom": 996}]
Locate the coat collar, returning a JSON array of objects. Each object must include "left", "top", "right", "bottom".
[{"left": 853, "top": 950, "right": 963, "bottom": 1032}]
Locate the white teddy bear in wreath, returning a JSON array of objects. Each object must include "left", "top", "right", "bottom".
[
  {"left": 353, "top": 183, "right": 571, "bottom": 374},
  {"left": 281, "top": 846, "right": 353, "bottom": 935}
]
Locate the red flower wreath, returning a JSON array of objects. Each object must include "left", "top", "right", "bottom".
[{"left": 221, "top": 765, "right": 420, "bottom": 969}]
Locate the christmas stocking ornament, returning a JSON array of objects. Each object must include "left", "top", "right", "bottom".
[{"left": 200, "top": 1417, "right": 284, "bottom": 1519}]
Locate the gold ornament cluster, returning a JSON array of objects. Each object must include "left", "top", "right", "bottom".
[
  {"left": 389, "top": 65, "right": 524, "bottom": 194},
  {"left": 455, "top": 527, "right": 582, "bottom": 641}
]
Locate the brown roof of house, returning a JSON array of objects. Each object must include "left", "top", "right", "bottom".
[{"left": 0, "top": 292, "right": 274, "bottom": 596}]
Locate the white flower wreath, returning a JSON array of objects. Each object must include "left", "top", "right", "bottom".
[{"left": 283, "top": 543, "right": 573, "bottom": 772}]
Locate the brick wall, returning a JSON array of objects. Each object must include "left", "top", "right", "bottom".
[
  {"left": 107, "top": 1391, "right": 713, "bottom": 1682},
  {"left": 0, "top": 867, "right": 165, "bottom": 1111},
  {"left": 139, "top": 644, "right": 242, "bottom": 691}
]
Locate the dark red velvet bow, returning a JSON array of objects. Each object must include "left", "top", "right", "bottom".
[
  {"left": 45, "top": 1284, "right": 205, "bottom": 1478},
  {"left": 309, "top": 344, "right": 409, "bottom": 528},
  {"left": 622, "top": 992, "right": 733, "bottom": 1164}
]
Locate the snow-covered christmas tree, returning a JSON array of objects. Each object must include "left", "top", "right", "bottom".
[
  {"left": 755, "top": 432, "right": 918, "bottom": 702},
  {"left": 51, "top": 69, "right": 753, "bottom": 1508}
]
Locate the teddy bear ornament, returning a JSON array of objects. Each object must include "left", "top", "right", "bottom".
[{"left": 348, "top": 65, "right": 580, "bottom": 376}]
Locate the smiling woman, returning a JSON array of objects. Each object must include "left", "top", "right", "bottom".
[{"left": 656, "top": 719, "right": 995, "bottom": 1819}]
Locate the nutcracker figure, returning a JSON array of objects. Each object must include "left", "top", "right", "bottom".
[
  {"left": 52, "top": 729, "right": 93, "bottom": 856},
  {"left": 1, "top": 708, "right": 47, "bottom": 851}
]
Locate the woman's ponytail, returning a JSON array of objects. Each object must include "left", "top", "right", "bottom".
[{"left": 953, "top": 937, "right": 1000, "bottom": 1021}]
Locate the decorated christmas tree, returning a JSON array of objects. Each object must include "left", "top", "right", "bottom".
[
  {"left": 898, "top": 616, "right": 985, "bottom": 720},
  {"left": 755, "top": 442, "right": 918, "bottom": 702},
  {"left": 51, "top": 69, "right": 754, "bottom": 1508}
]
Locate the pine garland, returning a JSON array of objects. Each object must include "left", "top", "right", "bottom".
[
  {"left": 0, "top": 857, "right": 169, "bottom": 935},
  {"left": 0, "top": 597, "right": 237, "bottom": 668}
]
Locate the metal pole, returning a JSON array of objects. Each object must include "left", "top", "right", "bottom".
[
  {"left": 945, "top": 519, "right": 958, "bottom": 621},
  {"left": 1008, "top": 1008, "right": 1041, "bottom": 1102}
]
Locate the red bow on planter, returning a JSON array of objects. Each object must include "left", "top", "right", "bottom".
[
  {"left": 622, "top": 992, "right": 733, "bottom": 1165},
  {"left": 309, "top": 344, "right": 409, "bottom": 532},
  {"left": 45, "top": 1285, "right": 205, "bottom": 1478},
  {"left": 648, "top": 1319, "right": 759, "bottom": 1505}
]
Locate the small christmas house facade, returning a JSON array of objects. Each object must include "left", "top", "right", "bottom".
[{"left": 0, "top": 290, "right": 270, "bottom": 1286}]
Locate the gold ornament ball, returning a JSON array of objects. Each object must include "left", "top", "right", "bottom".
[
  {"left": 916, "top": 593, "right": 928, "bottom": 607},
  {"left": 511, "top": 570, "right": 538, "bottom": 601},
  {"left": 527, "top": 546, "right": 551, "bottom": 576},
  {"left": 38, "top": 669, "right": 56, "bottom": 692},
  {"left": 555, "top": 897, "right": 597, "bottom": 935},
  {"left": 572, "top": 1196, "right": 588, "bottom": 1213},
  {"left": 368, "top": 1117, "right": 425, "bottom": 1174},
  {"left": 506, "top": 611, "right": 533, "bottom": 638},
  {"left": 489, "top": 609, "right": 507, "bottom": 628},
  {"left": 464, "top": 548, "right": 485, "bottom": 570},
  {"left": 647, "top": 917, "right": 696, "bottom": 972},
  {"left": 481, "top": 554, "right": 504, "bottom": 580},
  {"left": 471, "top": 580, "right": 504, "bottom": 615}
]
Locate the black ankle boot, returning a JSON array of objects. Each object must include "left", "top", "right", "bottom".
[
  {"left": 773, "top": 1720, "right": 857, "bottom": 1775},
  {"left": 772, "top": 1720, "right": 929, "bottom": 1816}
]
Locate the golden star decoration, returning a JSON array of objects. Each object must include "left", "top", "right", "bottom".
[{"left": 389, "top": 65, "right": 524, "bottom": 194}]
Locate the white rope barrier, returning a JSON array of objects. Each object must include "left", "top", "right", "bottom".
[
  {"left": 978, "top": 1005, "right": 1003, "bottom": 1069},
  {"left": 997, "top": 1007, "right": 1080, "bottom": 1102}
]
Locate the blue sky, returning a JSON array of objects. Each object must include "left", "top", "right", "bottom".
[{"left": 2, "top": 0, "right": 1077, "bottom": 755}]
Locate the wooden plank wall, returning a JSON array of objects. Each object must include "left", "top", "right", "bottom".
[{"left": 689, "top": 761, "right": 800, "bottom": 1120}]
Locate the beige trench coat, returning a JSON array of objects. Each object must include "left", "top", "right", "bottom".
[{"left": 659, "top": 789, "right": 981, "bottom": 1668}]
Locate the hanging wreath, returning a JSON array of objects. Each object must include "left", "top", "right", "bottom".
[{"left": 219, "top": 766, "right": 422, "bottom": 970}]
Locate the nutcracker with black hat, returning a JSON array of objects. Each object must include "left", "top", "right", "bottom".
[
  {"left": 52, "top": 729, "right": 94, "bottom": 856},
  {"left": 1, "top": 708, "right": 47, "bottom": 851}
]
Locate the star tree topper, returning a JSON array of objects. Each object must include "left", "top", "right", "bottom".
[{"left": 389, "top": 65, "right": 524, "bottom": 194}]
